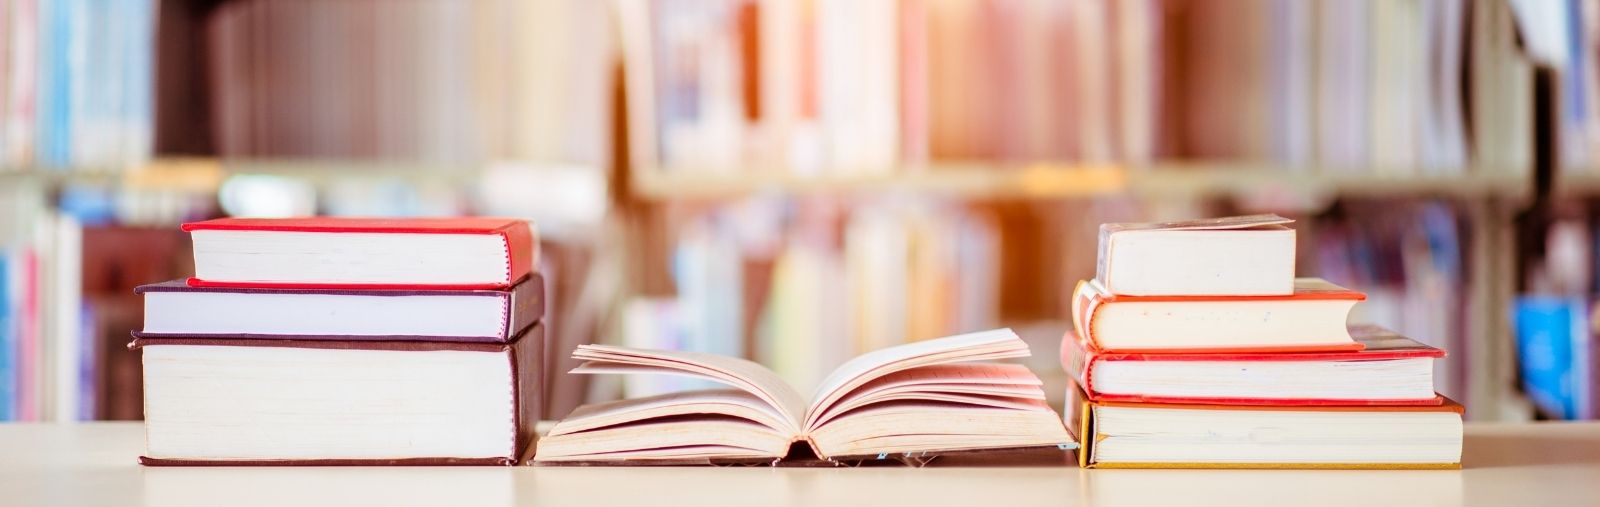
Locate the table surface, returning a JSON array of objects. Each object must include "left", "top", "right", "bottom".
[{"left": 1, "top": 422, "right": 1597, "bottom": 507}]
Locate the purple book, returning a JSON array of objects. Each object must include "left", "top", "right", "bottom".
[{"left": 132, "top": 274, "right": 542, "bottom": 343}]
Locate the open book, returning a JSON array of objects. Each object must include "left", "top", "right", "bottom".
[{"left": 533, "top": 329, "right": 1076, "bottom": 465}]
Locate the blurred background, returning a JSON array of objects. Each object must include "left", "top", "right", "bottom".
[{"left": 0, "top": 0, "right": 1595, "bottom": 425}]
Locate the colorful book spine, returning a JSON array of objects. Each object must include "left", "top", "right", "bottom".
[{"left": 1514, "top": 297, "right": 1596, "bottom": 420}]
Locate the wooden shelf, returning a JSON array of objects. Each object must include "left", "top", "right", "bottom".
[
  {"left": 631, "top": 163, "right": 1126, "bottom": 199},
  {"left": 0, "top": 158, "right": 515, "bottom": 192},
  {"left": 3, "top": 158, "right": 1533, "bottom": 200},
  {"left": 631, "top": 162, "right": 1531, "bottom": 201},
  {"left": 1556, "top": 170, "right": 1600, "bottom": 196}
]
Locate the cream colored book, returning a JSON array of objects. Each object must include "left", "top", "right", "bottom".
[{"left": 534, "top": 329, "right": 1076, "bottom": 465}]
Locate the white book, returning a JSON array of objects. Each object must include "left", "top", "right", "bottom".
[
  {"left": 1068, "top": 386, "right": 1464, "bottom": 468},
  {"left": 1074, "top": 277, "right": 1364, "bottom": 351},
  {"left": 535, "top": 329, "right": 1075, "bottom": 464},
  {"left": 136, "top": 325, "right": 543, "bottom": 465},
  {"left": 135, "top": 275, "right": 541, "bottom": 342},
  {"left": 1095, "top": 214, "right": 1296, "bottom": 297}
]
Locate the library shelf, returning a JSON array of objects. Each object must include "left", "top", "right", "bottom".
[{"left": 630, "top": 162, "right": 1530, "bottom": 201}]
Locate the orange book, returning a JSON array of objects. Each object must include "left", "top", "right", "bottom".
[
  {"left": 1072, "top": 277, "right": 1367, "bottom": 353},
  {"left": 1065, "top": 384, "right": 1464, "bottom": 469}
]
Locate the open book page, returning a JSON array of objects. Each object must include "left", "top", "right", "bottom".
[
  {"left": 807, "top": 400, "right": 1072, "bottom": 459},
  {"left": 804, "top": 328, "right": 1031, "bottom": 430},
  {"left": 810, "top": 363, "right": 1046, "bottom": 428},
  {"left": 571, "top": 345, "right": 808, "bottom": 432},
  {"left": 536, "top": 418, "right": 793, "bottom": 463},
  {"left": 546, "top": 389, "right": 792, "bottom": 437}
]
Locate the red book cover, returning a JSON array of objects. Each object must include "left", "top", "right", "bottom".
[
  {"left": 182, "top": 217, "right": 536, "bottom": 290},
  {"left": 1062, "top": 324, "right": 1445, "bottom": 406}
]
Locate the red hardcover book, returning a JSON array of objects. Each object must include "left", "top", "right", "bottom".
[
  {"left": 1072, "top": 277, "right": 1367, "bottom": 353},
  {"left": 1062, "top": 324, "right": 1445, "bottom": 406},
  {"left": 182, "top": 217, "right": 537, "bottom": 290}
]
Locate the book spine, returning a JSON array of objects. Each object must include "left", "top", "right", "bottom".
[
  {"left": 1059, "top": 331, "right": 1094, "bottom": 396},
  {"left": 0, "top": 251, "right": 12, "bottom": 420},
  {"left": 506, "top": 273, "right": 544, "bottom": 340}
]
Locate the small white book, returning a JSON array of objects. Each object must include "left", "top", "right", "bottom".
[
  {"left": 534, "top": 329, "right": 1076, "bottom": 465},
  {"left": 1096, "top": 214, "right": 1296, "bottom": 296}
]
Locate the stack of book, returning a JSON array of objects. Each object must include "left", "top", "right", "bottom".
[
  {"left": 1063, "top": 214, "right": 1464, "bottom": 469},
  {"left": 131, "top": 217, "right": 544, "bottom": 465}
]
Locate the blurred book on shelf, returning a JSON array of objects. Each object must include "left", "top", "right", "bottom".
[
  {"left": 199, "top": 0, "right": 611, "bottom": 166},
  {"left": 1512, "top": 296, "right": 1597, "bottom": 420},
  {"left": 1309, "top": 201, "right": 1470, "bottom": 402},
  {"left": 1, "top": 0, "right": 155, "bottom": 170},
  {"left": 619, "top": 0, "right": 1521, "bottom": 176},
  {"left": 1514, "top": 209, "right": 1600, "bottom": 421},
  {"left": 614, "top": 196, "right": 1003, "bottom": 396}
]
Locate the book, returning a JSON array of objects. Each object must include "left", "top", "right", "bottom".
[
  {"left": 1065, "top": 385, "right": 1464, "bottom": 469},
  {"left": 1513, "top": 297, "right": 1596, "bottom": 420},
  {"left": 1095, "top": 214, "right": 1296, "bottom": 297},
  {"left": 0, "top": 251, "right": 11, "bottom": 420},
  {"left": 133, "top": 274, "right": 543, "bottom": 343},
  {"left": 1062, "top": 324, "right": 1444, "bottom": 405},
  {"left": 1072, "top": 277, "right": 1366, "bottom": 352},
  {"left": 182, "top": 217, "right": 537, "bottom": 290},
  {"left": 533, "top": 328, "right": 1075, "bottom": 465},
  {"left": 134, "top": 323, "right": 544, "bottom": 466}
]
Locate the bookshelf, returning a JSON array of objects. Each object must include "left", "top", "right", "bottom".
[
  {"left": 0, "top": 0, "right": 1574, "bottom": 425},
  {"left": 632, "top": 164, "right": 1124, "bottom": 199},
  {"left": 632, "top": 163, "right": 1531, "bottom": 201}
]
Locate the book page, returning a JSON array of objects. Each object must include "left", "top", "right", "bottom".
[
  {"left": 570, "top": 345, "right": 808, "bottom": 432},
  {"left": 547, "top": 388, "right": 791, "bottom": 437},
  {"left": 810, "top": 363, "right": 1049, "bottom": 427},
  {"left": 805, "top": 328, "right": 1030, "bottom": 430}
]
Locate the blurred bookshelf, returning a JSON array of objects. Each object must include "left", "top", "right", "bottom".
[
  {"left": 0, "top": 0, "right": 1589, "bottom": 425},
  {"left": 632, "top": 163, "right": 1533, "bottom": 201}
]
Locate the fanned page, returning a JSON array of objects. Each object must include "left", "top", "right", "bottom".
[
  {"left": 799, "top": 329, "right": 1073, "bottom": 460},
  {"left": 566, "top": 345, "right": 808, "bottom": 432},
  {"left": 805, "top": 328, "right": 1031, "bottom": 429}
]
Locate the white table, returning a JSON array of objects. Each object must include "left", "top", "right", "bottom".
[{"left": 0, "top": 422, "right": 1596, "bottom": 506}]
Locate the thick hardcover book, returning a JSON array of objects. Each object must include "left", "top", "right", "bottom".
[
  {"left": 1072, "top": 277, "right": 1366, "bottom": 352},
  {"left": 133, "top": 274, "right": 542, "bottom": 343},
  {"left": 534, "top": 329, "right": 1076, "bottom": 466},
  {"left": 133, "top": 323, "right": 545, "bottom": 466},
  {"left": 1062, "top": 324, "right": 1445, "bottom": 406},
  {"left": 1065, "top": 385, "right": 1463, "bottom": 469},
  {"left": 182, "top": 217, "right": 537, "bottom": 290}
]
